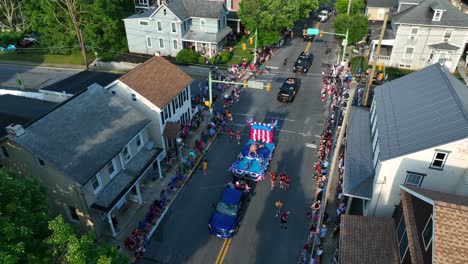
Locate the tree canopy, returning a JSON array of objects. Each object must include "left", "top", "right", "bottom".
[
  {"left": 333, "top": 13, "right": 368, "bottom": 44},
  {"left": 238, "top": 0, "right": 319, "bottom": 46},
  {"left": 335, "top": 0, "right": 365, "bottom": 15}
]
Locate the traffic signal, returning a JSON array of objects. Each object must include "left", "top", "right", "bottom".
[
  {"left": 378, "top": 63, "right": 383, "bottom": 71},
  {"left": 319, "top": 31, "right": 324, "bottom": 37},
  {"left": 204, "top": 101, "right": 211, "bottom": 108},
  {"left": 378, "top": 73, "right": 384, "bottom": 81},
  {"left": 249, "top": 37, "right": 254, "bottom": 44},
  {"left": 242, "top": 43, "right": 247, "bottom": 50},
  {"left": 266, "top": 83, "right": 271, "bottom": 92},
  {"left": 243, "top": 79, "right": 247, "bottom": 89}
]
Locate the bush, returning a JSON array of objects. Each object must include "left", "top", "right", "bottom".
[
  {"left": 176, "top": 48, "right": 200, "bottom": 64},
  {"left": 216, "top": 51, "right": 232, "bottom": 64},
  {"left": 350, "top": 56, "right": 368, "bottom": 74},
  {"left": 198, "top": 56, "right": 206, "bottom": 64},
  {"left": 0, "top": 31, "right": 23, "bottom": 46},
  {"left": 385, "top": 67, "right": 415, "bottom": 81}
]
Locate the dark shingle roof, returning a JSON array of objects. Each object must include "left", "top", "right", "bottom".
[
  {"left": 126, "top": 7, "right": 157, "bottom": 19},
  {"left": 374, "top": 63, "right": 468, "bottom": 161},
  {"left": 428, "top": 42, "right": 461, "bottom": 51},
  {"left": 393, "top": 0, "right": 468, "bottom": 28},
  {"left": 40, "top": 70, "right": 121, "bottom": 95},
  {"left": 340, "top": 215, "right": 399, "bottom": 264},
  {"left": 367, "top": 0, "right": 397, "bottom": 8},
  {"left": 0, "top": 95, "right": 58, "bottom": 138},
  {"left": 343, "top": 106, "right": 374, "bottom": 200},
  {"left": 12, "top": 86, "right": 151, "bottom": 185}
]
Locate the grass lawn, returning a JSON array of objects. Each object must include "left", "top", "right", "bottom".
[
  {"left": 0, "top": 51, "right": 95, "bottom": 65},
  {"left": 225, "top": 37, "right": 254, "bottom": 66}
]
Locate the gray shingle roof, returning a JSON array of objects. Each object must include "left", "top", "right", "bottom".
[
  {"left": 393, "top": 0, "right": 468, "bottom": 28},
  {"left": 125, "top": 7, "right": 157, "bottom": 19},
  {"left": 343, "top": 106, "right": 374, "bottom": 200},
  {"left": 428, "top": 42, "right": 461, "bottom": 51},
  {"left": 374, "top": 63, "right": 468, "bottom": 161},
  {"left": 12, "top": 86, "right": 151, "bottom": 185},
  {"left": 367, "top": 0, "right": 397, "bottom": 8}
]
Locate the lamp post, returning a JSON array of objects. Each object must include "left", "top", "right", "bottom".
[{"left": 176, "top": 137, "right": 184, "bottom": 174}]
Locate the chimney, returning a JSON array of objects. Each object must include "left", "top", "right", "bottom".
[{"left": 5, "top": 124, "right": 26, "bottom": 137}]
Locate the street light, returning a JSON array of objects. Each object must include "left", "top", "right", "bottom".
[{"left": 176, "top": 137, "right": 184, "bottom": 174}]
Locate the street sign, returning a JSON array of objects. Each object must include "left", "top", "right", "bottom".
[
  {"left": 307, "top": 28, "right": 319, "bottom": 35},
  {"left": 247, "top": 80, "right": 264, "bottom": 89}
]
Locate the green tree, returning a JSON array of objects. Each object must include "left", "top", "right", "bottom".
[
  {"left": 176, "top": 48, "right": 200, "bottom": 64},
  {"left": 48, "top": 215, "right": 129, "bottom": 264},
  {"left": 238, "top": 0, "right": 319, "bottom": 46},
  {"left": 0, "top": 168, "right": 51, "bottom": 264},
  {"left": 335, "top": 0, "right": 365, "bottom": 15},
  {"left": 333, "top": 13, "right": 368, "bottom": 44}
]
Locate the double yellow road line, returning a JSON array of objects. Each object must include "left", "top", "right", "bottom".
[
  {"left": 215, "top": 238, "right": 232, "bottom": 264},
  {"left": 304, "top": 21, "right": 321, "bottom": 54}
]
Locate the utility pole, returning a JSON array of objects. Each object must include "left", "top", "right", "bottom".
[
  {"left": 208, "top": 71, "right": 214, "bottom": 116},
  {"left": 340, "top": 0, "right": 352, "bottom": 65},
  {"left": 253, "top": 28, "right": 258, "bottom": 65},
  {"left": 363, "top": 12, "right": 389, "bottom": 107}
]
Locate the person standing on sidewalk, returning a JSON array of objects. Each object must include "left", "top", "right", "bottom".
[
  {"left": 280, "top": 211, "right": 290, "bottom": 229},
  {"left": 275, "top": 200, "right": 283, "bottom": 217},
  {"left": 202, "top": 159, "right": 208, "bottom": 176}
]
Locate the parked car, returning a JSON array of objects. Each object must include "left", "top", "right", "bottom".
[
  {"left": 208, "top": 175, "right": 254, "bottom": 238},
  {"left": 19, "top": 40, "right": 34, "bottom": 48},
  {"left": 0, "top": 44, "right": 16, "bottom": 52},
  {"left": 318, "top": 10, "right": 330, "bottom": 22},
  {"left": 277, "top": 77, "right": 301, "bottom": 103},
  {"left": 23, "top": 33, "right": 40, "bottom": 43},
  {"left": 293, "top": 52, "right": 314, "bottom": 73}
]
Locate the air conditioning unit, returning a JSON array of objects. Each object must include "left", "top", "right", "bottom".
[{"left": 5, "top": 124, "right": 26, "bottom": 137}]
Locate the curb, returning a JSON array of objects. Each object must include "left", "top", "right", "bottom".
[{"left": 147, "top": 133, "right": 218, "bottom": 238}]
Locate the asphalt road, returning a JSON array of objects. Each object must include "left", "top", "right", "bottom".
[
  {"left": 141, "top": 18, "right": 339, "bottom": 264},
  {"left": 0, "top": 64, "right": 81, "bottom": 90}
]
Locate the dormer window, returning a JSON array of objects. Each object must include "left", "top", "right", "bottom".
[{"left": 433, "top": 10, "right": 443, "bottom": 21}]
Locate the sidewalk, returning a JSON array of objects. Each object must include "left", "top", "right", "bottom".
[{"left": 0, "top": 59, "right": 87, "bottom": 70}]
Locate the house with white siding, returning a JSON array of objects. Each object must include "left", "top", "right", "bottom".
[
  {"left": 124, "top": 0, "right": 231, "bottom": 57},
  {"left": 343, "top": 63, "right": 468, "bottom": 217},
  {"left": 368, "top": 0, "right": 468, "bottom": 73}
]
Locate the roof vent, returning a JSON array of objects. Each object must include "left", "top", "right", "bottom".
[{"left": 6, "top": 124, "right": 26, "bottom": 137}]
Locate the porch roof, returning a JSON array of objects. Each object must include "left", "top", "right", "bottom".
[
  {"left": 182, "top": 26, "right": 232, "bottom": 44},
  {"left": 428, "top": 42, "right": 460, "bottom": 51},
  {"left": 91, "top": 147, "right": 162, "bottom": 212},
  {"left": 163, "top": 121, "right": 181, "bottom": 139},
  {"left": 368, "top": 21, "right": 395, "bottom": 41},
  {"left": 343, "top": 106, "right": 374, "bottom": 200}
]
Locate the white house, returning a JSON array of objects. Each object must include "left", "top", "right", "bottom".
[
  {"left": 105, "top": 56, "right": 194, "bottom": 159},
  {"left": 368, "top": 0, "right": 468, "bottom": 73},
  {"left": 343, "top": 63, "right": 468, "bottom": 217}
]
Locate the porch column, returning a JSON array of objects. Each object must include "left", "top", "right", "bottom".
[
  {"left": 135, "top": 181, "right": 143, "bottom": 206},
  {"left": 345, "top": 197, "right": 353, "bottom": 215},
  {"left": 194, "top": 41, "right": 198, "bottom": 52},
  {"left": 107, "top": 213, "right": 117, "bottom": 237},
  {"left": 209, "top": 42, "right": 212, "bottom": 58},
  {"left": 157, "top": 158, "right": 163, "bottom": 179},
  {"left": 237, "top": 20, "right": 240, "bottom": 33}
]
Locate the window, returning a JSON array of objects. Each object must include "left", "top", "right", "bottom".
[
  {"left": 146, "top": 36, "right": 152, "bottom": 48},
  {"left": 173, "top": 39, "right": 178, "bottom": 50},
  {"left": 409, "top": 27, "right": 418, "bottom": 39},
  {"left": 428, "top": 49, "right": 435, "bottom": 62},
  {"left": 200, "top": 19, "right": 206, "bottom": 31},
  {"left": 403, "top": 47, "right": 414, "bottom": 60},
  {"left": 68, "top": 206, "right": 79, "bottom": 221},
  {"left": 183, "top": 21, "right": 187, "bottom": 32},
  {"left": 131, "top": 94, "right": 137, "bottom": 101},
  {"left": 122, "top": 145, "right": 132, "bottom": 163},
  {"left": 163, "top": 106, "right": 169, "bottom": 120},
  {"left": 157, "top": 21, "right": 162, "bottom": 32},
  {"left": 1, "top": 146, "right": 8, "bottom": 157},
  {"left": 422, "top": 216, "right": 433, "bottom": 250},
  {"left": 430, "top": 151, "right": 448, "bottom": 169},
  {"left": 139, "top": 20, "right": 149, "bottom": 26},
  {"left": 396, "top": 216, "right": 409, "bottom": 260},
  {"left": 405, "top": 172, "right": 424, "bottom": 187},
  {"left": 443, "top": 30, "right": 452, "bottom": 42},
  {"left": 433, "top": 10, "right": 442, "bottom": 21},
  {"left": 106, "top": 159, "right": 117, "bottom": 178},
  {"left": 159, "top": 38, "right": 164, "bottom": 49},
  {"left": 91, "top": 175, "right": 103, "bottom": 193},
  {"left": 138, "top": 0, "right": 148, "bottom": 5},
  {"left": 171, "top": 22, "right": 177, "bottom": 33},
  {"left": 38, "top": 157, "right": 45, "bottom": 167},
  {"left": 136, "top": 133, "right": 144, "bottom": 150},
  {"left": 111, "top": 90, "right": 116, "bottom": 95},
  {"left": 438, "top": 52, "right": 447, "bottom": 64}
]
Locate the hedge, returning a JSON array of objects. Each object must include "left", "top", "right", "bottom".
[{"left": 176, "top": 49, "right": 200, "bottom": 64}]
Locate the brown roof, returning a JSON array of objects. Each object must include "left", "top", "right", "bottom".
[
  {"left": 163, "top": 121, "right": 181, "bottom": 139},
  {"left": 118, "top": 56, "right": 192, "bottom": 109},
  {"left": 401, "top": 185, "right": 468, "bottom": 264},
  {"left": 340, "top": 215, "right": 400, "bottom": 264}
]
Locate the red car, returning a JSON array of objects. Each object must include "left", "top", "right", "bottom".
[{"left": 19, "top": 40, "right": 34, "bottom": 48}]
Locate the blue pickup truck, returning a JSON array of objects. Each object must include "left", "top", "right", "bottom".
[{"left": 208, "top": 176, "right": 253, "bottom": 238}]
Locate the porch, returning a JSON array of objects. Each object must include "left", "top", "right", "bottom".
[
  {"left": 182, "top": 27, "right": 232, "bottom": 58},
  {"left": 368, "top": 39, "right": 394, "bottom": 64}
]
